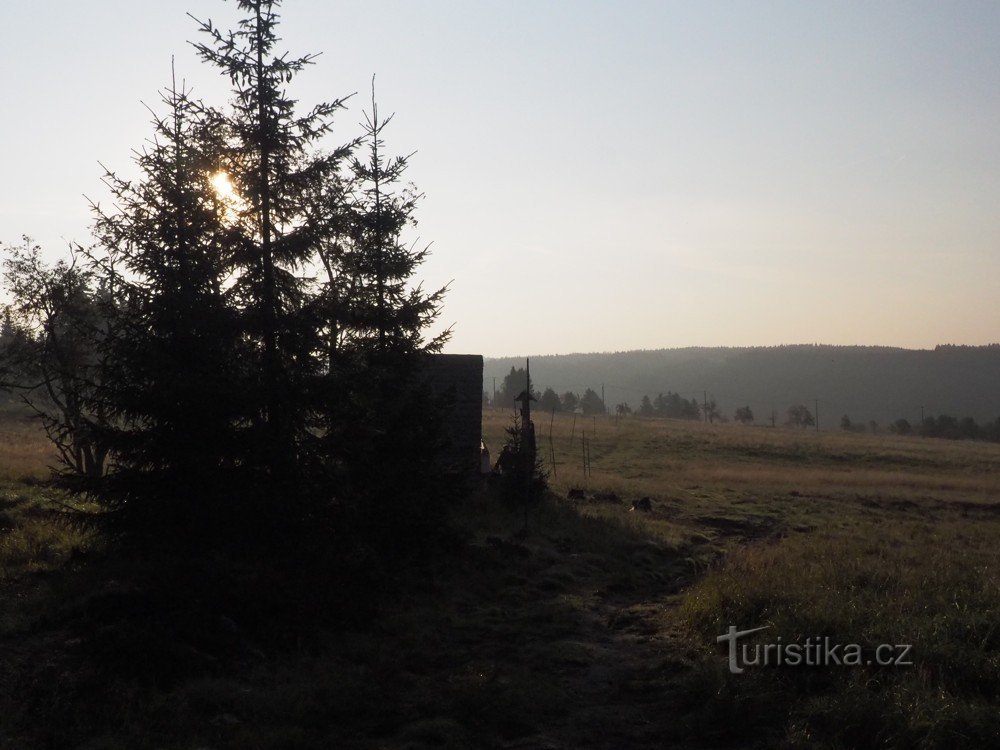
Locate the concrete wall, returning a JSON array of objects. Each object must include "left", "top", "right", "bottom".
[{"left": 421, "top": 354, "right": 484, "bottom": 477}]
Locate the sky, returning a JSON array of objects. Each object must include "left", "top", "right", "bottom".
[{"left": 2, "top": 1, "right": 999, "bottom": 357}]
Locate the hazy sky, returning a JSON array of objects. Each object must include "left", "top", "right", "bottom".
[{"left": 2, "top": 1, "right": 999, "bottom": 356}]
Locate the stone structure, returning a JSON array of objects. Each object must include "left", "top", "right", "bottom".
[{"left": 421, "top": 353, "right": 484, "bottom": 478}]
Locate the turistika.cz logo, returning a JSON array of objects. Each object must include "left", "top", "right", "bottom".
[{"left": 717, "top": 625, "right": 914, "bottom": 674}]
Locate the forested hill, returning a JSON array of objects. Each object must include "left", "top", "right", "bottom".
[{"left": 483, "top": 345, "right": 1000, "bottom": 427}]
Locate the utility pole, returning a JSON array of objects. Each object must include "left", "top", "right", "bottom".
[
  {"left": 492, "top": 377, "right": 496, "bottom": 408},
  {"left": 815, "top": 398, "right": 820, "bottom": 432},
  {"left": 703, "top": 391, "right": 708, "bottom": 423},
  {"left": 771, "top": 409, "right": 776, "bottom": 428}
]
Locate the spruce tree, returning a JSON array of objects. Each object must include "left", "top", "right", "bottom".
[
  {"left": 345, "top": 82, "right": 449, "bottom": 354},
  {"left": 189, "top": 0, "right": 353, "bottom": 502},
  {"left": 323, "top": 86, "right": 453, "bottom": 555},
  {"left": 86, "top": 74, "right": 246, "bottom": 545}
]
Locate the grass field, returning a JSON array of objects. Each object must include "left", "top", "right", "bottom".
[{"left": 1, "top": 407, "right": 998, "bottom": 748}]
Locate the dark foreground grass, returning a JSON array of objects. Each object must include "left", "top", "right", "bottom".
[
  {"left": 0, "top": 480, "right": 713, "bottom": 749},
  {"left": 2, "top": 411, "right": 1000, "bottom": 747}
]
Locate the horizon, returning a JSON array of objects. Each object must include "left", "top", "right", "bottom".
[
  {"left": 480, "top": 341, "right": 1000, "bottom": 426},
  {"left": 481, "top": 341, "right": 1000, "bottom": 360},
  {"left": 3, "top": 1, "right": 999, "bottom": 356}
]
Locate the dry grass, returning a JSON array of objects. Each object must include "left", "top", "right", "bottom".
[
  {"left": 0, "top": 410, "right": 91, "bottom": 604},
  {"left": 677, "top": 516, "right": 1000, "bottom": 748},
  {"left": 0, "top": 408, "right": 998, "bottom": 747},
  {"left": 484, "top": 407, "right": 1000, "bottom": 501},
  {"left": 482, "top": 408, "right": 1000, "bottom": 747},
  {"left": 0, "top": 409, "right": 55, "bottom": 481}
]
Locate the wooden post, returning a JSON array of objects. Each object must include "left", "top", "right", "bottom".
[{"left": 549, "top": 408, "right": 557, "bottom": 478}]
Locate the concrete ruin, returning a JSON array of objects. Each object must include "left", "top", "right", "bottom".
[{"left": 421, "top": 353, "right": 484, "bottom": 478}]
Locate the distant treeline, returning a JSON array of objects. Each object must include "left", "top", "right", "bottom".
[
  {"left": 883, "top": 414, "right": 1000, "bottom": 442},
  {"left": 488, "top": 366, "right": 718, "bottom": 422},
  {"left": 637, "top": 392, "right": 701, "bottom": 420},
  {"left": 490, "top": 363, "right": 1000, "bottom": 443},
  {"left": 488, "top": 366, "right": 607, "bottom": 414},
  {"left": 484, "top": 345, "right": 1000, "bottom": 427}
]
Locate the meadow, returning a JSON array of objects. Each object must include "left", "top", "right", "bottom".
[
  {"left": 483, "top": 408, "right": 1000, "bottom": 747},
  {"left": 0, "top": 406, "right": 998, "bottom": 748}
]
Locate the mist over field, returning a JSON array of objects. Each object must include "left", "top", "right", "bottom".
[{"left": 485, "top": 344, "right": 1000, "bottom": 426}]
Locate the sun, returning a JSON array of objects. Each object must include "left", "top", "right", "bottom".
[
  {"left": 210, "top": 171, "right": 237, "bottom": 201},
  {"left": 208, "top": 171, "right": 245, "bottom": 225}
]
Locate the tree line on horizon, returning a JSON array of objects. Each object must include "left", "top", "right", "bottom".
[
  {"left": 482, "top": 345, "right": 1000, "bottom": 427},
  {"left": 487, "top": 366, "right": 607, "bottom": 415},
  {"left": 488, "top": 366, "right": 720, "bottom": 422},
  {"left": 853, "top": 413, "right": 1000, "bottom": 442},
  {"left": 487, "top": 367, "right": 1000, "bottom": 443}
]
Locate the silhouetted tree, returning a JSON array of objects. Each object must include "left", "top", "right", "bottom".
[
  {"left": 495, "top": 411, "right": 547, "bottom": 533},
  {"left": 912, "top": 414, "right": 993, "bottom": 442},
  {"left": 33, "top": 0, "right": 450, "bottom": 554},
  {"left": 496, "top": 367, "right": 538, "bottom": 409},
  {"left": 959, "top": 417, "right": 979, "bottom": 439},
  {"left": 83, "top": 76, "right": 248, "bottom": 544},
  {"left": 704, "top": 396, "right": 721, "bottom": 424},
  {"left": 638, "top": 394, "right": 654, "bottom": 417},
  {"left": 561, "top": 390, "right": 579, "bottom": 413},
  {"left": 0, "top": 307, "right": 16, "bottom": 351},
  {"left": 653, "top": 391, "right": 700, "bottom": 420},
  {"left": 538, "top": 387, "right": 561, "bottom": 412},
  {"left": 984, "top": 418, "right": 1000, "bottom": 442},
  {"left": 342, "top": 81, "right": 448, "bottom": 354},
  {"left": 786, "top": 404, "right": 815, "bottom": 428},
  {"left": 889, "top": 418, "right": 913, "bottom": 435},
  {"left": 1, "top": 239, "right": 111, "bottom": 480},
  {"left": 579, "top": 388, "right": 605, "bottom": 416},
  {"left": 190, "top": 0, "right": 355, "bottom": 503},
  {"left": 323, "top": 85, "right": 452, "bottom": 554},
  {"left": 734, "top": 406, "right": 754, "bottom": 424}
]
